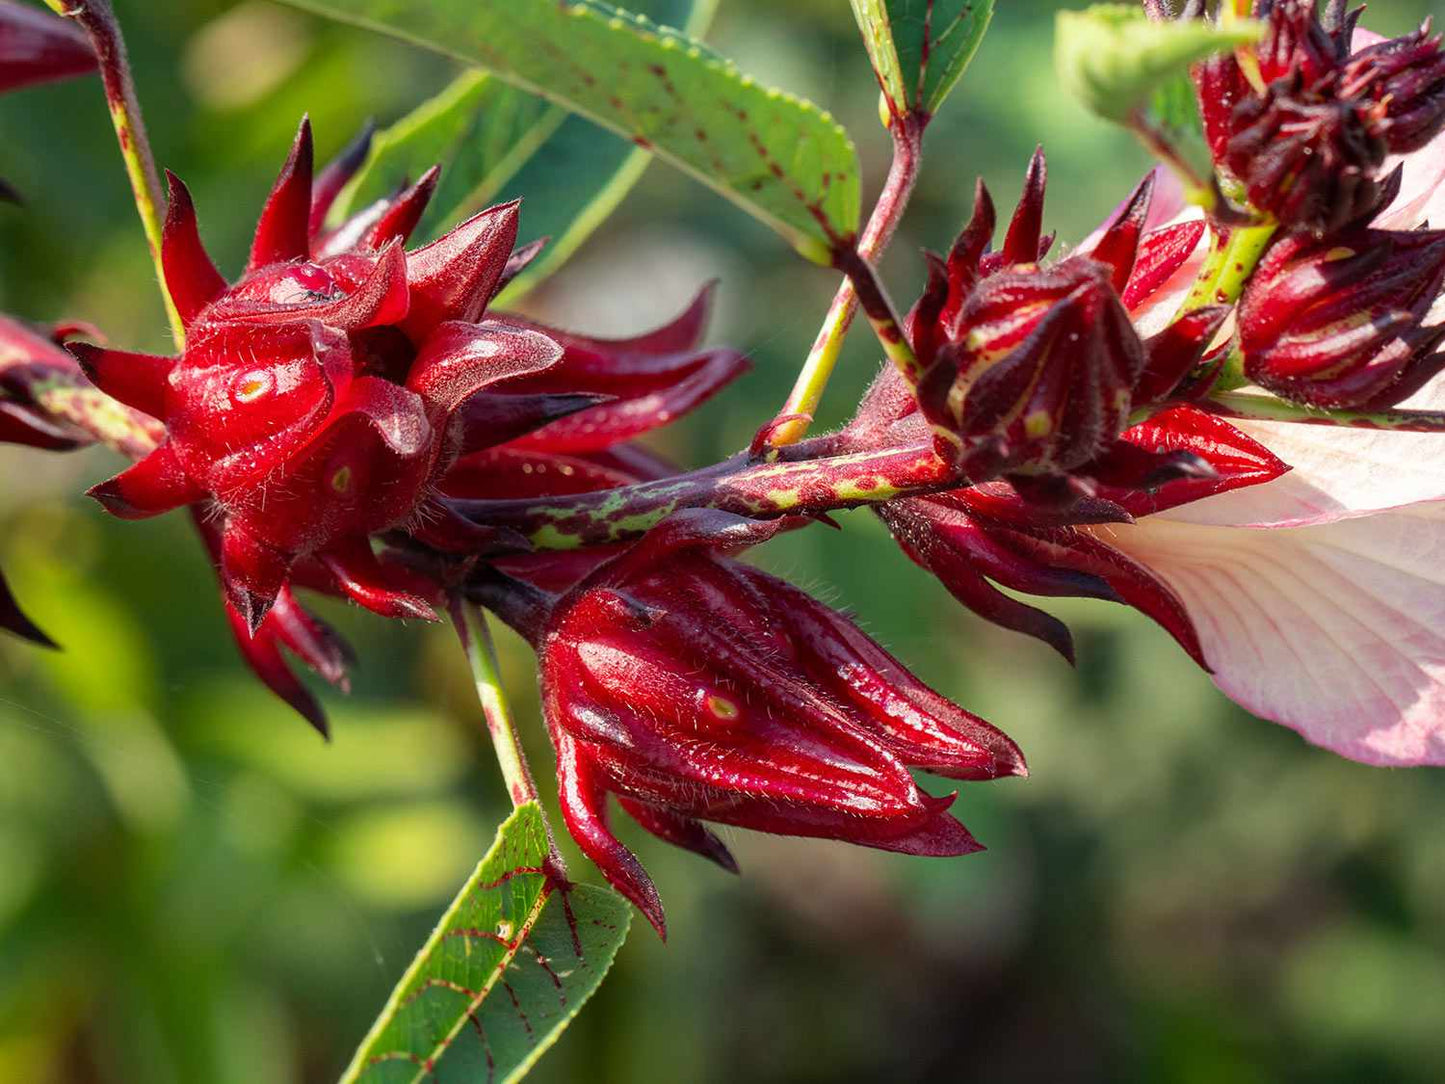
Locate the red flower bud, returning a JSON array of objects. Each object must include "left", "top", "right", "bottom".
[
  {"left": 901, "top": 156, "right": 1223, "bottom": 507},
  {"left": 1239, "top": 228, "right": 1445, "bottom": 407},
  {"left": 75, "top": 119, "right": 564, "bottom": 632},
  {"left": 531, "top": 509, "right": 1025, "bottom": 937},
  {"left": 1341, "top": 20, "right": 1445, "bottom": 154},
  {"left": 0, "top": 316, "right": 94, "bottom": 451},
  {"left": 1193, "top": 2, "right": 1445, "bottom": 235}
]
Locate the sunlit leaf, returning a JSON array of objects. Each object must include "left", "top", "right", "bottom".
[
  {"left": 281, "top": 0, "right": 860, "bottom": 263},
  {"left": 339, "top": 802, "right": 630, "bottom": 1083},
  {"left": 849, "top": 0, "right": 993, "bottom": 120}
]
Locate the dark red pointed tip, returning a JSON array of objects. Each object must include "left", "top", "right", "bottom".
[
  {"left": 366, "top": 164, "right": 440, "bottom": 249},
  {"left": 249, "top": 115, "right": 316, "bottom": 271},
  {"left": 86, "top": 478, "right": 144, "bottom": 519}
]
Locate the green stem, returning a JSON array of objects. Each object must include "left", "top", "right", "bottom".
[
  {"left": 771, "top": 115, "right": 923, "bottom": 446},
  {"left": 1179, "top": 219, "right": 1277, "bottom": 314},
  {"left": 1205, "top": 391, "right": 1445, "bottom": 432},
  {"left": 450, "top": 599, "right": 541, "bottom": 811},
  {"left": 43, "top": 0, "right": 185, "bottom": 348}
]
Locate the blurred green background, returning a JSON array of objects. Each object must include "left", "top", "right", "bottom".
[{"left": 3, "top": 1, "right": 1445, "bottom": 1081}]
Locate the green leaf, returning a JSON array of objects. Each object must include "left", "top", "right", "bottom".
[
  {"left": 1055, "top": 4, "right": 1260, "bottom": 124},
  {"left": 850, "top": 0, "right": 993, "bottom": 120},
  {"left": 283, "top": 0, "right": 860, "bottom": 263},
  {"left": 340, "top": 802, "right": 630, "bottom": 1084}
]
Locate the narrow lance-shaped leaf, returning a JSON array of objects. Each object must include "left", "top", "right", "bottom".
[
  {"left": 850, "top": 0, "right": 994, "bottom": 121},
  {"left": 340, "top": 802, "right": 630, "bottom": 1084},
  {"left": 280, "top": 0, "right": 860, "bottom": 262}
]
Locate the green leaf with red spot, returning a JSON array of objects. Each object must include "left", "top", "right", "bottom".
[
  {"left": 338, "top": 802, "right": 630, "bottom": 1084},
  {"left": 850, "top": 0, "right": 994, "bottom": 121},
  {"left": 281, "top": 0, "right": 860, "bottom": 263}
]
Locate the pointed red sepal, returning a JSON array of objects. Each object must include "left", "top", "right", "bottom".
[
  {"left": 618, "top": 798, "right": 739, "bottom": 874},
  {"left": 942, "top": 180, "right": 997, "bottom": 332},
  {"left": 318, "top": 537, "right": 438, "bottom": 621},
  {"left": 509, "top": 347, "right": 747, "bottom": 454},
  {"left": 68, "top": 341, "right": 174, "bottom": 421},
  {"left": 401, "top": 200, "right": 520, "bottom": 340},
  {"left": 555, "top": 732, "right": 667, "bottom": 939},
  {"left": 248, "top": 116, "right": 314, "bottom": 272},
  {"left": 88, "top": 442, "right": 203, "bottom": 519},
  {"left": 866, "top": 803, "right": 984, "bottom": 857},
  {"left": 1089, "top": 171, "right": 1155, "bottom": 294},
  {"left": 1040, "top": 529, "right": 1209, "bottom": 670},
  {"left": 161, "top": 172, "right": 226, "bottom": 328},
  {"left": 453, "top": 392, "right": 609, "bottom": 458},
  {"left": 406, "top": 497, "right": 530, "bottom": 555},
  {"left": 1133, "top": 305, "right": 1230, "bottom": 407},
  {"left": 0, "top": 565, "right": 56, "bottom": 648},
  {"left": 879, "top": 501, "right": 1078, "bottom": 663},
  {"left": 406, "top": 319, "right": 562, "bottom": 414},
  {"left": 1122, "top": 219, "right": 1207, "bottom": 310},
  {"left": 905, "top": 251, "right": 950, "bottom": 366},
  {"left": 757, "top": 565, "right": 1029, "bottom": 781},
  {"left": 309, "top": 120, "right": 375, "bottom": 239},
  {"left": 221, "top": 521, "right": 293, "bottom": 635},
  {"left": 1098, "top": 406, "right": 1290, "bottom": 517},
  {"left": 225, "top": 597, "right": 330, "bottom": 737},
  {"left": 366, "top": 165, "right": 439, "bottom": 249},
  {"left": 1001, "top": 145, "right": 1047, "bottom": 265}
]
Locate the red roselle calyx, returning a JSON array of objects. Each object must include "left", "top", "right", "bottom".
[
  {"left": 904, "top": 149, "right": 1226, "bottom": 509},
  {"left": 74, "top": 118, "right": 568, "bottom": 633},
  {"left": 1194, "top": 1, "right": 1445, "bottom": 236},
  {"left": 1239, "top": 227, "right": 1445, "bottom": 408},
  {"left": 481, "top": 509, "right": 1025, "bottom": 937}
]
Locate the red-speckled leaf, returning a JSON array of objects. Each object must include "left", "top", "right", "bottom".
[
  {"left": 280, "top": 0, "right": 860, "bottom": 262},
  {"left": 339, "top": 802, "right": 629, "bottom": 1084}
]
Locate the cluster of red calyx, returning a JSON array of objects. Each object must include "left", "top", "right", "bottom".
[
  {"left": 61, "top": 118, "right": 745, "bottom": 734},
  {"left": 834, "top": 150, "right": 1290, "bottom": 664},
  {"left": 1193, "top": 0, "right": 1445, "bottom": 236},
  {"left": 468, "top": 509, "right": 1025, "bottom": 938},
  {"left": 903, "top": 148, "right": 1229, "bottom": 509}
]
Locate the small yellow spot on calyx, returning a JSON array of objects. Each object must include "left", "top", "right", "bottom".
[
  {"left": 1024, "top": 410, "right": 1054, "bottom": 440},
  {"left": 703, "top": 693, "right": 740, "bottom": 721},
  {"left": 330, "top": 466, "right": 352, "bottom": 493},
  {"left": 234, "top": 371, "right": 272, "bottom": 403}
]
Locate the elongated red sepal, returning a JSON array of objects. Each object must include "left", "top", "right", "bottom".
[
  {"left": 366, "top": 165, "right": 439, "bottom": 249},
  {"left": 161, "top": 172, "right": 226, "bottom": 328},
  {"left": 68, "top": 341, "right": 174, "bottom": 421},
  {"left": 618, "top": 798, "right": 739, "bottom": 874},
  {"left": 1001, "top": 145, "right": 1047, "bottom": 265},
  {"left": 319, "top": 536, "right": 437, "bottom": 621},
  {"left": 248, "top": 116, "right": 314, "bottom": 271},
  {"left": 0, "top": 4, "right": 95, "bottom": 93},
  {"left": 88, "top": 442, "right": 202, "bottom": 519},
  {"left": 225, "top": 597, "right": 329, "bottom": 737},
  {"left": 556, "top": 733, "right": 667, "bottom": 939},
  {"left": 221, "top": 522, "right": 293, "bottom": 635},
  {"left": 1089, "top": 171, "right": 1154, "bottom": 294},
  {"left": 401, "top": 200, "right": 520, "bottom": 339},
  {"left": 406, "top": 319, "right": 562, "bottom": 413}
]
